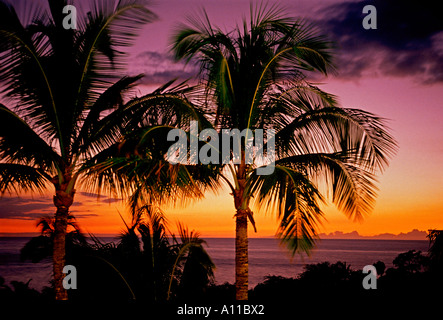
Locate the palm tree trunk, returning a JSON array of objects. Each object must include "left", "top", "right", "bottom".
[
  {"left": 234, "top": 157, "right": 249, "bottom": 300},
  {"left": 235, "top": 208, "right": 248, "bottom": 300},
  {"left": 53, "top": 189, "right": 74, "bottom": 300}
]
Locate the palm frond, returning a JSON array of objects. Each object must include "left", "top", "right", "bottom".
[
  {"left": 280, "top": 19, "right": 336, "bottom": 75},
  {"left": 78, "top": 81, "right": 222, "bottom": 207},
  {"left": 0, "top": 163, "right": 49, "bottom": 195},
  {"left": 248, "top": 165, "right": 324, "bottom": 255},
  {"left": 79, "top": 82, "right": 209, "bottom": 161},
  {"left": 0, "top": 104, "right": 59, "bottom": 171},
  {"left": 257, "top": 82, "right": 338, "bottom": 131},
  {"left": 167, "top": 222, "right": 215, "bottom": 300},
  {"left": 83, "top": 151, "right": 220, "bottom": 209},
  {"left": 0, "top": 2, "right": 62, "bottom": 149},
  {"left": 74, "top": 74, "right": 143, "bottom": 157},
  {"left": 275, "top": 106, "right": 398, "bottom": 171},
  {"left": 172, "top": 4, "right": 336, "bottom": 132},
  {"left": 74, "top": 0, "right": 156, "bottom": 104},
  {"left": 36, "top": 216, "right": 54, "bottom": 235},
  {"left": 276, "top": 152, "right": 378, "bottom": 221}
]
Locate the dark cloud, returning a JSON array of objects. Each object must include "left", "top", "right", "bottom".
[
  {"left": 314, "top": 0, "right": 443, "bottom": 84},
  {"left": 129, "top": 51, "right": 199, "bottom": 85},
  {"left": 0, "top": 190, "right": 124, "bottom": 220},
  {"left": 0, "top": 197, "right": 53, "bottom": 220},
  {"left": 68, "top": 209, "right": 99, "bottom": 219},
  {"left": 0, "top": 196, "right": 101, "bottom": 220},
  {"left": 77, "top": 191, "right": 123, "bottom": 204}
]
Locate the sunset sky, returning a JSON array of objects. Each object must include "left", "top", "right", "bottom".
[{"left": 1, "top": 0, "right": 442, "bottom": 239}]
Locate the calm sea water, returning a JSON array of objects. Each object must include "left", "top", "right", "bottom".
[{"left": 0, "top": 237, "right": 429, "bottom": 291}]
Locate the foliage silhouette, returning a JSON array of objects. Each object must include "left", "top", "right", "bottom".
[
  {"left": 20, "top": 206, "right": 215, "bottom": 303},
  {"left": 428, "top": 229, "right": 443, "bottom": 273},
  {"left": 0, "top": 276, "right": 42, "bottom": 302},
  {"left": 249, "top": 247, "right": 438, "bottom": 304}
]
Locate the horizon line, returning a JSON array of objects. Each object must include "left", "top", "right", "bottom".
[{"left": 0, "top": 228, "right": 430, "bottom": 240}]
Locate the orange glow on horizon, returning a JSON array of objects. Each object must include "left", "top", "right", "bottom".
[{"left": 1, "top": 176, "right": 442, "bottom": 239}]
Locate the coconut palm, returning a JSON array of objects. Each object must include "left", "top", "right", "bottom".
[
  {"left": 20, "top": 214, "right": 87, "bottom": 263},
  {"left": 171, "top": 4, "right": 397, "bottom": 299},
  {"left": 0, "top": 0, "right": 199, "bottom": 300}
]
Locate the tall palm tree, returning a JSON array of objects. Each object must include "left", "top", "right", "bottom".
[
  {"left": 171, "top": 4, "right": 397, "bottom": 299},
  {"left": 0, "top": 0, "right": 196, "bottom": 300}
]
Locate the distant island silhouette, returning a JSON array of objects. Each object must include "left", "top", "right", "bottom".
[
  {"left": 319, "top": 229, "right": 427, "bottom": 240},
  {"left": 0, "top": 229, "right": 430, "bottom": 240}
]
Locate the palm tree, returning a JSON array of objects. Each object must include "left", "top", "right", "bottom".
[
  {"left": 20, "top": 215, "right": 87, "bottom": 263},
  {"left": 171, "top": 4, "right": 397, "bottom": 299},
  {"left": 0, "top": 0, "right": 197, "bottom": 300},
  {"left": 114, "top": 205, "right": 215, "bottom": 301},
  {"left": 169, "top": 222, "right": 215, "bottom": 300}
]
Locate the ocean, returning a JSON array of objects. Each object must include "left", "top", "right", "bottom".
[{"left": 0, "top": 237, "right": 429, "bottom": 291}]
